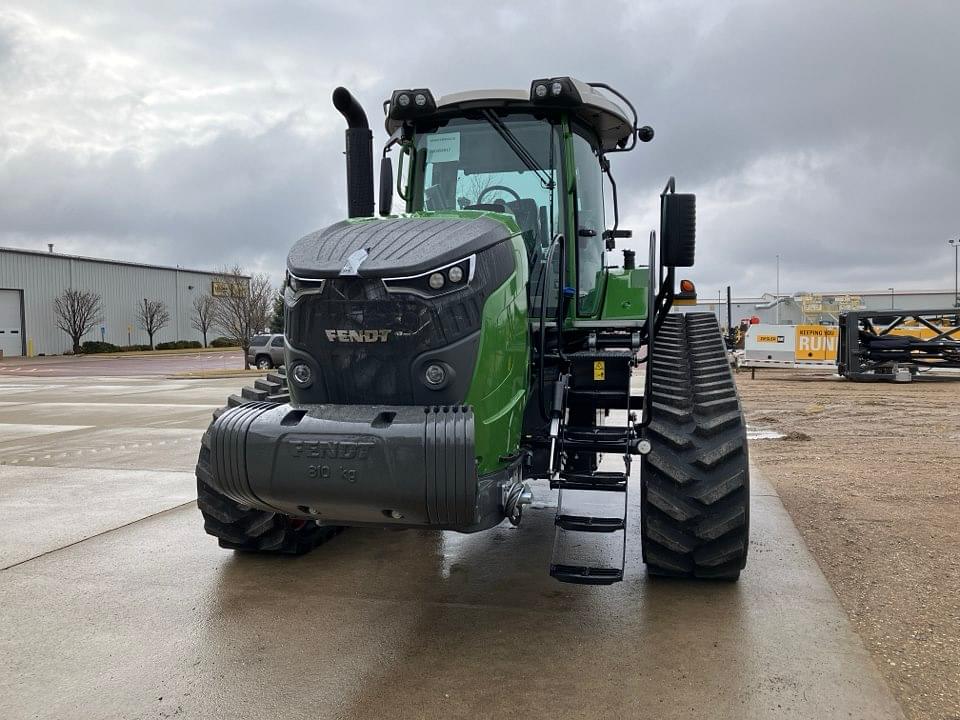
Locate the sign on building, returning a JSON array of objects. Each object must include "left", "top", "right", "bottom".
[{"left": 211, "top": 280, "right": 245, "bottom": 298}]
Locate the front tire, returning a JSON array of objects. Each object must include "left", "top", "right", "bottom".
[
  {"left": 641, "top": 312, "right": 750, "bottom": 580},
  {"left": 255, "top": 354, "right": 272, "bottom": 370}
]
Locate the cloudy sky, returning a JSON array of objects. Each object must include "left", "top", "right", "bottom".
[{"left": 1, "top": 0, "right": 958, "bottom": 298}]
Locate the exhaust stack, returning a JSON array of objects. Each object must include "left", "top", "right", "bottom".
[{"left": 332, "top": 87, "right": 374, "bottom": 218}]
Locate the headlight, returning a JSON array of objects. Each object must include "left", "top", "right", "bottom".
[
  {"left": 529, "top": 76, "right": 583, "bottom": 106},
  {"left": 284, "top": 273, "right": 325, "bottom": 306},
  {"left": 424, "top": 364, "right": 446, "bottom": 386},
  {"left": 290, "top": 363, "right": 313, "bottom": 387},
  {"left": 388, "top": 88, "right": 437, "bottom": 121},
  {"left": 383, "top": 255, "right": 474, "bottom": 298}
]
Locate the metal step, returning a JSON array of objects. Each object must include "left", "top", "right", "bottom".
[
  {"left": 556, "top": 515, "right": 625, "bottom": 532},
  {"left": 557, "top": 485, "right": 627, "bottom": 515},
  {"left": 550, "top": 564, "right": 623, "bottom": 584},
  {"left": 562, "top": 425, "right": 631, "bottom": 453},
  {"left": 555, "top": 488, "right": 627, "bottom": 531},
  {"left": 549, "top": 488, "right": 627, "bottom": 585},
  {"left": 554, "top": 470, "right": 627, "bottom": 492},
  {"left": 550, "top": 531, "right": 626, "bottom": 584}
]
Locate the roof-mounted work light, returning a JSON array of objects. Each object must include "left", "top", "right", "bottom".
[
  {"left": 388, "top": 88, "right": 437, "bottom": 121},
  {"left": 529, "top": 77, "right": 583, "bottom": 106}
]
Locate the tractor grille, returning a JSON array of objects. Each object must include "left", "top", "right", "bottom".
[{"left": 289, "top": 279, "right": 482, "bottom": 404}]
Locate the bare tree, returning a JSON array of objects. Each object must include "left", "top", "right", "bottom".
[
  {"left": 136, "top": 298, "right": 171, "bottom": 350},
  {"left": 53, "top": 288, "right": 103, "bottom": 353},
  {"left": 190, "top": 294, "right": 216, "bottom": 347},
  {"left": 458, "top": 173, "right": 505, "bottom": 208},
  {"left": 210, "top": 266, "right": 273, "bottom": 369},
  {"left": 269, "top": 290, "right": 285, "bottom": 333}
]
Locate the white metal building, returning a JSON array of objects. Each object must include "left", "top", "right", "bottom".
[
  {"left": 685, "top": 288, "right": 958, "bottom": 330},
  {"left": 0, "top": 246, "right": 237, "bottom": 357}
]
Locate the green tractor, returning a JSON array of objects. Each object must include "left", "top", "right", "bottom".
[{"left": 196, "top": 77, "right": 750, "bottom": 583}]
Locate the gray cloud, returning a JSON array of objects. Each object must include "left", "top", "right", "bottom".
[
  {"left": 0, "top": 118, "right": 343, "bottom": 272},
  {"left": 0, "top": 0, "right": 958, "bottom": 296}
]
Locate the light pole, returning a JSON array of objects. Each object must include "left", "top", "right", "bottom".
[
  {"left": 949, "top": 238, "right": 959, "bottom": 311},
  {"left": 888, "top": 287, "right": 894, "bottom": 310},
  {"left": 775, "top": 254, "right": 780, "bottom": 324}
]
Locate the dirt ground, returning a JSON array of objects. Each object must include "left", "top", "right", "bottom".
[{"left": 736, "top": 369, "right": 960, "bottom": 720}]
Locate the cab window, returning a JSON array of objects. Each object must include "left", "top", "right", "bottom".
[{"left": 571, "top": 129, "right": 606, "bottom": 315}]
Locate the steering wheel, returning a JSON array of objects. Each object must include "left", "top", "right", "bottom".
[{"left": 478, "top": 185, "right": 522, "bottom": 205}]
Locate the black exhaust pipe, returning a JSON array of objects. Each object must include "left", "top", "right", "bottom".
[{"left": 332, "top": 87, "right": 374, "bottom": 218}]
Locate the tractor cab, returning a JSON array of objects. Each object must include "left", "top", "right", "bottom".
[{"left": 382, "top": 78, "right": 649, "bottom": 321}]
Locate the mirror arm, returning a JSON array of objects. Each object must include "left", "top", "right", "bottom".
[{"left": 381, "top": 127, "right": 403, "bottom": 158}]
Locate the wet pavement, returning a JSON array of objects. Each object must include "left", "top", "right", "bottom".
[{"left": 0, "top": 373, "right": 905, "bottom": 719}]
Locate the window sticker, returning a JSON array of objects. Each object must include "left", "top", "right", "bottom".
[{"left": 426, "top": 132, "right": 460, "bottom": 163}]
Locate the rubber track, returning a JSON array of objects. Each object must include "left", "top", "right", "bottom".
[
  {"left": 640, "top": 313, "right": 750, "bottom": 579},
  {"left": 196, "top": 367, "right": 342, "bottom": 554}
]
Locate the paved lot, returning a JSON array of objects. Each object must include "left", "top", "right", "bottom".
[
  {"left": 0, "top": 350, "right": 244, "bottom": 376},
  {"left": 0, "top": 372, "right": 905, "bottom": 719}
]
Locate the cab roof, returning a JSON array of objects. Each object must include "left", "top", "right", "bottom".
[{"left": 384, "top": 78, "right": 635, "bottom": 152}]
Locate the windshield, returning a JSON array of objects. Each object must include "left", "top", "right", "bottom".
[{"left": 412, "top": 113, "right": 562, "bottom": 256}]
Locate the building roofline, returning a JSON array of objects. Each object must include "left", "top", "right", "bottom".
[
  {"left": 0, "top": 245, "right": 250, "bottom": 279},
  {"left": 696, "top": 289, "right": 956, "bottom": 305},
  {"left": 798, "top": 288, "right": 954, "bottom": 296}
]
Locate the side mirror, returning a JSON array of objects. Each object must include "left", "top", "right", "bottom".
[
  {"left": 378, "top": 157, "right": 393, "bottom": 216},
  {"left": 660, "top": 193, "right": 695, "bottom": 267}
]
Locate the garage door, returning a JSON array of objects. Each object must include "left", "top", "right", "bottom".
[{"left": 0, "top": 290, "right": 24, "bottom": 357}]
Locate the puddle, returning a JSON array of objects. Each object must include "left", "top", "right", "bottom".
[{"left": 746, "top": 425, "right": 785, "bottom": 440}]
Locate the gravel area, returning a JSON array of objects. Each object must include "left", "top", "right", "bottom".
[{"left": 737, "top": 369, "right": 960, "bottom": 720}]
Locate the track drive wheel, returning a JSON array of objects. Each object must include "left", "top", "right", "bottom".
[
  {"left": 196, "top": 368, "right": 342, "bottom": 554},
  {"left": 641, "top": 312, "right": 750, "bottom": 580}
]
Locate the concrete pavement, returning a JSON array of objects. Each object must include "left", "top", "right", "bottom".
[
  {"left": 0, "top": 349, "right": 244, "bottom": 376},
  {"left": 0, "top": 373, "right": 905, "bottom": 719}
]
